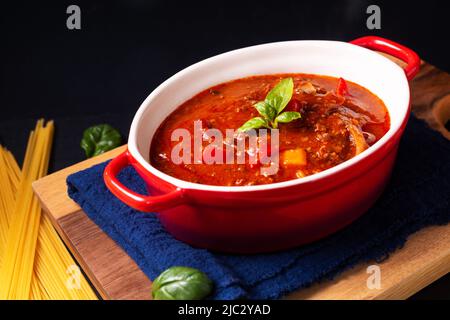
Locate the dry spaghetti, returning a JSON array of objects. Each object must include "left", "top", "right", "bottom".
[{"left": 0, "top": 120, "right": 97, "bottom": 300}]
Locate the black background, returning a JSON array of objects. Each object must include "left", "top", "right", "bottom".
[{"left": 1, "top": 0, "right": 449, "bottom": 299}]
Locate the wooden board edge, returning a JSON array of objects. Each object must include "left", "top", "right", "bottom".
[
  {"left": 32, "top": 144, "right": 127, "bottom": 192},
  {"left": 377, "top": 251, "right": 450, "bottom": 300},
  {"left": 32, "top": 145, "right": 127, "bottom": 220},
  {"left": 288, "top": 223, "right": 450, "bottom": 300},
  {"left": 40, "top": 205, "right": 112, "bottom": 300}
]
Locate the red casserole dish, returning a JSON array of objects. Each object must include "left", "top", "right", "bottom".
[{"left": 104, "top": 36, "right": 420, "bottom": 253}]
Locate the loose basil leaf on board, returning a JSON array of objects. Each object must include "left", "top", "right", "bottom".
[
  {"left": 238, "top": 117, "right": 268, "bottom": 132},
  {"left": 80, "top": 124, "right": 122, "bottom": 158},
  {"left": 265, "top": 77, "right": 294, "bottom": 114},
  {"left": 152, "top": 266, "right": 214, "bottom": 300},
  {"left": 275, "top": 111, "right": 302, "bottom": 124}
]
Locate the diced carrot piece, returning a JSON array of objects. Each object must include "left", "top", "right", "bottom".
[{"left": 281, "top": 149, "right": 307, "bottom": 166}]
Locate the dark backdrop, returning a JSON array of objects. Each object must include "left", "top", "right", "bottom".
[{"left": 1, "top": 0, "right": 449, "bottom": 299}]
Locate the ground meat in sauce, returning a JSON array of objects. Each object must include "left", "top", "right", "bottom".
[{"left": 150, "top": 74, "right": 390, "bottom": 186}]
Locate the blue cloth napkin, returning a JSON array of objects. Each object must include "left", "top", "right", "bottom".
[{"left": 67, "top": 116, "right": 450, "bottom": 299}]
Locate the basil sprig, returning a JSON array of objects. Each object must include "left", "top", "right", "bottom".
[
  {"left": 152, "top": 266, "right": 213, "bottom": 300},
  {"left": 238, "top": 77, "right": 301, "bottom": 132}
]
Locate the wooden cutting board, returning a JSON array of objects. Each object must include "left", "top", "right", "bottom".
[{"left": 32, "top": 59, "right": 450, "bottom": 300}]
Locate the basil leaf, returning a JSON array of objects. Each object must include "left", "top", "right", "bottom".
[
  {"left": 265, "top": 77, "right": 294, "bottom": 114},
  {"left": 80, "top": 124, "right": 122, "bottom": 158},
  {"left": 275, "top": 111, "right": 302, "bottom": 123},
  {"left": 152, "top": 266, "right": 213, "bottom": 300},
  {"left": 237, "top": 117, "right": 268, "bottom": 132},
  {"left": 254, "top": 101, "right": 276, "bottom": 121}
]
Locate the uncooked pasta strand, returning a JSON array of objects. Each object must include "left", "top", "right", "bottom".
[
  {"left": 1, "top": 120, "right": 97, "bottom": 300},
  {"left": 0, "top": 120, "right": 53, "bottom": 299}
]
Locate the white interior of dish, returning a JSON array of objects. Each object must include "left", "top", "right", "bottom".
[{"left": 128, "top": 40, "right": 410, "bottom": 192}]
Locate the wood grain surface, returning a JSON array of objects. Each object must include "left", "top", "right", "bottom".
[{"left": 32, "top": 59, "right": 450, "bottom": 300}]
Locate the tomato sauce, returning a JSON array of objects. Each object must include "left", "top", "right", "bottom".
[{"left": 150, "top": 74, "right": 390, "bottom": 186}]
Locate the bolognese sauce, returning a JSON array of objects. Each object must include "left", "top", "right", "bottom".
[{"left": 150, "top": 74, "right": 389, "bottom": 186}]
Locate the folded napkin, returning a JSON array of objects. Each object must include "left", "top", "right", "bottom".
[{"left": 67, "top": 116, "right": 450, "bottom": 299}]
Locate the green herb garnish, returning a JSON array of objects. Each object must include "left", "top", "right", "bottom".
[
  {"left": 80, "top": 124, "right": 122, "bottom": 158},
  {"left": 238, "top": 77, "right": 301, "bottom": 132},
  {"left": 152, "top": 266, "right": 213, "bottom": 300}
]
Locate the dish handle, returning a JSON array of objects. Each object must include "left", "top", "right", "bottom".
[
  {"left": 350, "top": 36, "right": 420, "bottom": 81},
  {"left": 103, "top": 150, "right": 184, "bottom": 212}
]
